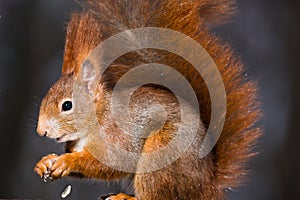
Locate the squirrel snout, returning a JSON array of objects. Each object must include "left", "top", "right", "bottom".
[{"left": 37, "top": 120, "right": 49, "bottom": 137}]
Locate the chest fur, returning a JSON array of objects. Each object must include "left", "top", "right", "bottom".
[{"left": 65, "top": 137, "right": 88, "bottom": 153}]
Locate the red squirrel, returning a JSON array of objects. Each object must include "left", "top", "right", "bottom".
[{"left": 34, "top": 0, "right": 261, "bottom": 199}]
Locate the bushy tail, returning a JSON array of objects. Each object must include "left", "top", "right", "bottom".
[{"left": 62, "top": 0, "right": 261, "bottom": 193}]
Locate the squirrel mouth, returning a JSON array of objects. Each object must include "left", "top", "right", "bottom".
[{"left": 56, "top": 134, "right": 67, "bottom": 142}]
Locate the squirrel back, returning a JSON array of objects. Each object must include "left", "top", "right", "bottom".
[{"left": 36, "top": 0, "right": 261, "bottom": 199}]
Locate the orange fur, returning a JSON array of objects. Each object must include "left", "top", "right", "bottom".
[
  {"left": 62, "top": 0, "right": 261, "bottom": 189},
  {"left": 35, "top": 0, "right": 261, "bottom": 199}
]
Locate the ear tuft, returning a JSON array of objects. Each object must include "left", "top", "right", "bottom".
[{"left": 62, "top": 12, "right": 101, "bottom": 76}]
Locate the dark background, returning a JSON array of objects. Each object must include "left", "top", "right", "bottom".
[{"left": 0, "top": 0, "right": 299, "bottom": 199}]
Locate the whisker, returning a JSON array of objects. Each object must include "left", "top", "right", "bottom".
[
  {"left": 33, "top": 96, "right": 42, "bottom": 107},
  {"left": 24, "top": 115, "right": 38, "bottom": 123},
  {"left": 33, "top": 96, "right": 41, "bottom": 102}
]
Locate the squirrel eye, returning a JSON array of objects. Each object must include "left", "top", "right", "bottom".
[{"left": 62, "top": 101, "right": 72, "bottom": 112}]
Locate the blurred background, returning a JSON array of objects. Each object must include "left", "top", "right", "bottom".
[{"left": 0, "top": 0, "right": 299, "bottom": 199}]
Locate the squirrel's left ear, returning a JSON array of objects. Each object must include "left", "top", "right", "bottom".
[{"left": 77, "top": 59, "right": 98, "bottom": 96}]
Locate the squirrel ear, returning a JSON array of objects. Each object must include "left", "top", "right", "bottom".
[{"left": 78, "top": 59, "right": 98, "bottom": 95}]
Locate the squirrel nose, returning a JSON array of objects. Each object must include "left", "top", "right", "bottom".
[
  {"left": 37, "top": 125, "right": 48, "bottom": 137},
  {"left": 37, "top": 120, "right": 49, "bottom": 137}
]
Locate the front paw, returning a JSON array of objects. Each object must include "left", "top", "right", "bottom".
[
  {"left": 101, "top": 193, "right": 137, "bottom": 200},
  {"left": 34, "top": 153, "right": 58, "bottom": 182},
  {"left": 34, "top": 153, "right": 74, "bottom": 181},
  {"left": 49, "top": 154, "right": 73, "bottom": 180}
]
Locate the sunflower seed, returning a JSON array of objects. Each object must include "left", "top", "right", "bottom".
[{"left": 61, "top": 184, "right": 72, "bottom": 198}]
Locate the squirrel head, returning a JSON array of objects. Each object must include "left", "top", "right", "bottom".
[
  {"left": 36, "top": 12, "right": 103, "bottom": 142},
  {"left": 36, "top": 75, "right": 79, "bottom": 142},
  {"left": 36, "top": 55, "right": 106, "bottom": 143}
]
